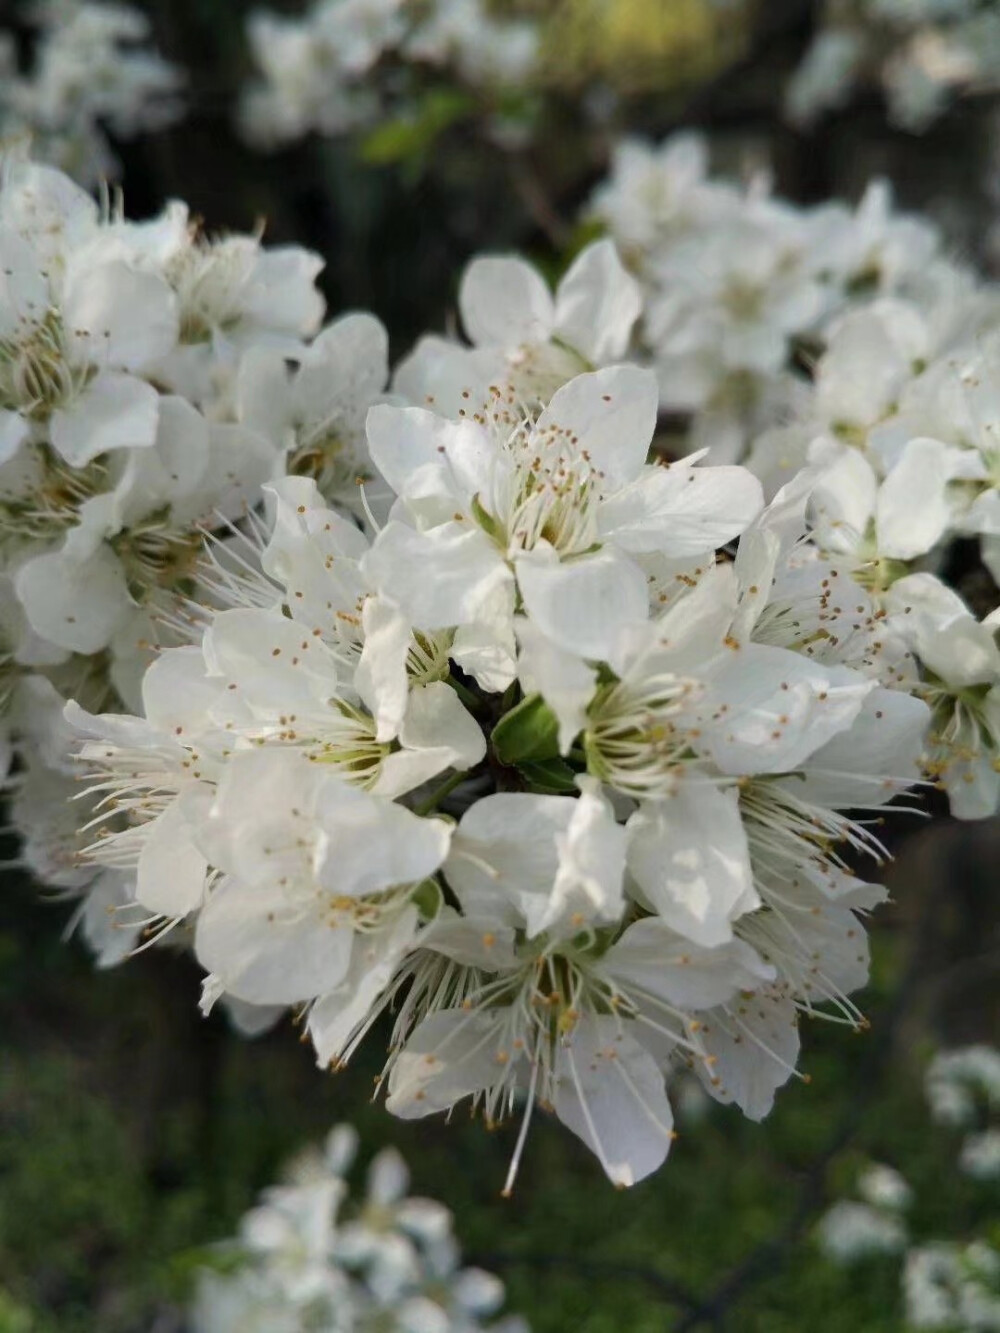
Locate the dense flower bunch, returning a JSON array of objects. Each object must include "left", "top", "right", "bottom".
[
  {"left": 70, "top": 327, "right": 943, "bottom": 1187},
  {"left": 588, "top": 131, "right": 968, "bottom": 465},
  {"left": 0, "top": 0, "right": 183, "bottom": 186},
  {"left": 4, "top": 144, "right": 999, "bottom": 1187},
  {"left": 238, "top": 0, "right": 539, "bottom": 150},
  {"left": 587, "top": 135, "right": 1000, "bottom": 820},
  {"left": 189, "top": 1123, "right": 527, "bottom": 1333},
  {"left": 0, "top": 155, "right": 384, "bottom": 951},
  {"left": 785, "top": 0, "right": 1000, "bottom": 133},
  {"left": 818, "top": 1046, "right": 1000, "bottom": 1329}
]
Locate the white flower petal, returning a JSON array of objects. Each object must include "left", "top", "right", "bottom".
[
  {"left": 15, "top": 535, "right": 131, "bottom": 654},
  {"left": 515, "top": 545, "right": 648, "bottom": 662},
  {"left": 537, "top": 364, "right": 658, "bottom": 487},
  {"left": 515, "top": 616, "right": 595, "bottom": 754},
  {"left": 136, "top": 801, "right": 209, "bottom": 918},
  {"left": 50, "top": 371, "right": 159, "bottom": 466},
  {"left": 877, "top": 437, "right": 958, "bottom": 560},
  {"left": 459, "top": 255, "right": 555, "bottom": 349},
  {"left": 788, "top": 687, "right": 930, "bottom": 807},
  {"left": 446, "top": 792, "right": 586, "bottom": 926},
  {"left": 599, "top": 462, "right": 763, "bottom": 556},
  {"left": 308, "top": 906, "right": 419, "bottom": 1067},
  {"left": 696, "top": 990, "right": 800, "bottom": 1121},
  {"left": 355, "top": 596, "right": 412, "bottom": 742},
  {"left": 605, "top": 918, "right": 774, "bottom": 1010},
  {"left": 64, "top": 260, "right": 178, "bottom": 369},
  {"left": 539, "top": 780, "right": 627, "bottom": 937},
  {"left": 626, "top": 783, "right": 756, "bottom": 947},
  {"left": 386, "top": 1009, "right": 510, "bottom": 1118},
  {"left": 698, "top": 644, "right": 874, "bottom": 775},
  {"left": 195, "top": 877, "right": 355, "bottom": 1005},
  {"left": 553, "top": 1016, "right": 674, "bottom": 1187},
  {"left": 203, "top": 607, "right": 342, "bottom": 719},
  {"left": 298, "top": 311, "right": 388, "bottom": 423},
  {"left": 809, "top": 447, "right": 877, "bottom": 553},
  {"left": 364, "top": 521, "right": 512, "bottom": 631},
  {"left": 553, "top": 239, "right": 642, "bottom": 365}
]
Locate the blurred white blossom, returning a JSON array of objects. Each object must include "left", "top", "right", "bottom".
[
  {"left": 189, "top": 1123, "right": 528, "bottom": 1333},
  {"left": 820, "top": 1045, "right": 1000, "bottom": 1327},
  {"left": 0, "top": 1, "right": 184, "bottom": 185}
]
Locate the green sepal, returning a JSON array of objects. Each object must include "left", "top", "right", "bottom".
[
  {"left": 411, "top": 878, "right": 444, "bottom": 922},
  {"left": 518, "top": 757, "right": 579, "bottom": 795},
  {"left": 470, "top": 492, "right": 504, "bottom": 543},
  {"left": 491, "top": 692, "right": 561, "bottom": 765}
]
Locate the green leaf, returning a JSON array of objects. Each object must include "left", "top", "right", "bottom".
[
  {"left": 518, "top": 757, "right": 579, "bottom": 795},
  {"left": 492, "top": 693, "right": 561, "bottom": 765},
  {"left": 359, "top": 89, "right": 474, "bottom": 169}
]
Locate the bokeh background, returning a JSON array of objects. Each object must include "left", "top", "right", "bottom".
[{"left": 2, "top": 1, "right": 999, "bottom": 1329}]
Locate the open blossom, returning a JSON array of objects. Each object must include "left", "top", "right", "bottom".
[
  {"left": 0, "top": 154, "right": 335, "bottom": 850},
  {"left": 820, "top": 1044, "right": 1000, "bottom": 1327},
  {"left": 587, "top": 131, "right": 971, "bottom": 466},
  {"left": 740, "top": 296, "right": 1000, "bottom": 821},
  {"left": 0, "top": 189, "right": 178, "bottom": 468},
  {"left": 365, "top": 364, "right": 762, "bottom": 681},
  {"left": 394, "top": 240, "right": 642, "bottom": 415},
  {"left": 786, "top": 0, "right": 1000, "bottom": 133}
]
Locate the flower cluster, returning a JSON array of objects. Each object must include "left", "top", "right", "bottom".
[
  {"left": 786, "top": 0, "right": 1000, "bottom": 133},
  {"left": 587, "top": 131, "right": 961, "bottom": 466},
  {"left": 0, "top": 155, "right": 394, "bottom": 958},
  {"left": 0, "top": 0, "right": 183, "bottom": 186},
  {"left": 587, "top": 134, "right": 1000, "bottom": 820},
  {"left": 818, "top": 1046, "right": 1000, "bottom": 1330},
  {"left": 70, "top": 328, "right": 945, "bottom": 1187},
  {"left": 189, "top": 1122, "right": 527, "bottom": 1333},
  {"left": 0, "top": 154, "right": 326, "bottom": 688},
  {"left": 3, "top": 140, "right": 998, "bottom": 1189},
  {"left": 238, "top": 0, "right": 539, "bottom": 150}
]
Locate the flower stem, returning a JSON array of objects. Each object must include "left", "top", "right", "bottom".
[
  {"left": 414, "top": 769, "right": 470, "bottom": 816},
  {"left": 446, "top": 673, "right": 484, "bottom": 713}
]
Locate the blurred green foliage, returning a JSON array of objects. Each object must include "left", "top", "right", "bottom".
[{"left": 535, "top": 0, "right": 748, "bottom": 94}]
